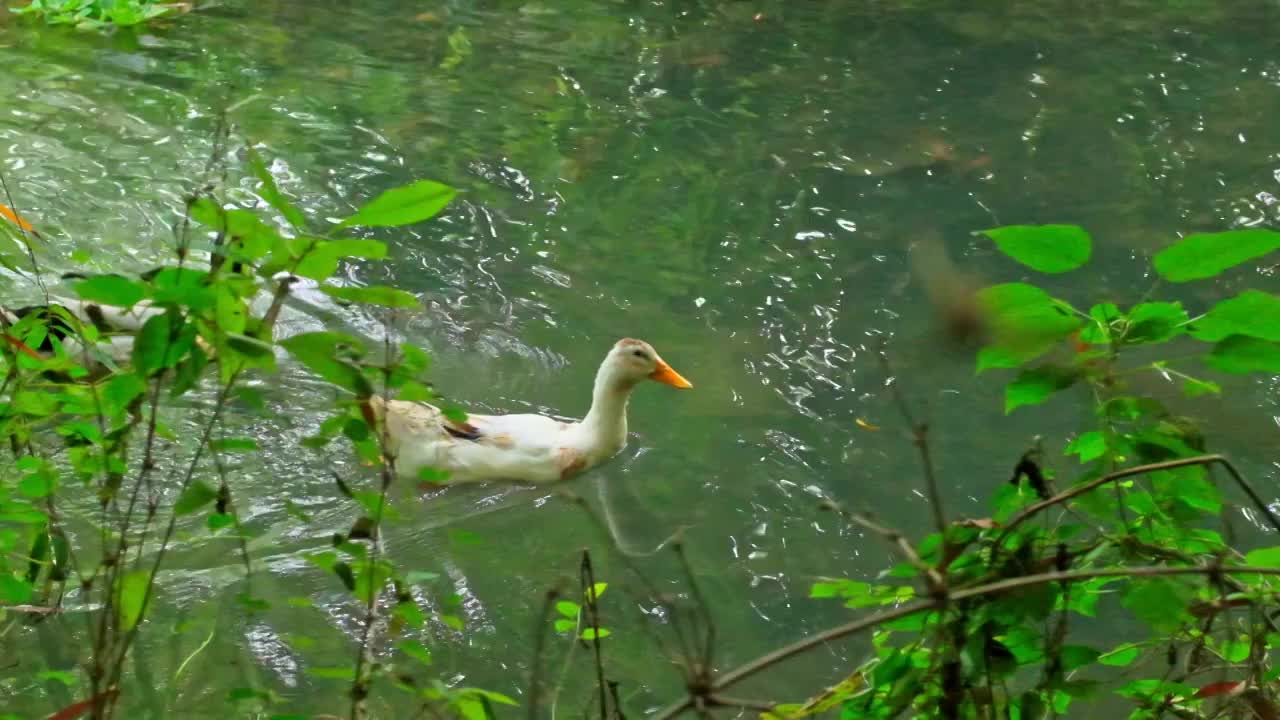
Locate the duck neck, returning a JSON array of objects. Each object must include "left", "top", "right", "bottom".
[{"left": 580, "top": 367, "right": 633, "bottom": 449}]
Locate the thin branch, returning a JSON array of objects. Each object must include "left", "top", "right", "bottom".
[
  {"left": 581, "top": 551, "right": 609, "bottom": 720},
  {"left": 877, "top": 346, "right": 946, "bottom": 536},
  {"left": 823, "top": 501, "right": 944, "bottom": 593},
  {"left": 650, "top": 564, "right": 1280, "bottom": 720},
  {"left": 528, "top": 588, "right": 561, "bottom": 720},
  {"left": 998, "top": 455, "right": 1280, "bottom": 548}
]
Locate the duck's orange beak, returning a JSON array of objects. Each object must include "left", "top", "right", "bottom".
[{"left": 649, "top": 359, "right": 693, "bottom": 389}]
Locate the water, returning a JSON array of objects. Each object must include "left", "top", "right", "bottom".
[{"left": 2, "top": 1, "right": 1280, "bottom": 716}]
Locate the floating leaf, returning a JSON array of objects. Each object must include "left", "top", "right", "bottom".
[
  {"left": 1190, "top": 290, "right": 1280, "bottom": 342},
  {"left": 336, "top": 180, "right": 456, "bottom": 229},
  {"left": 1205, "top": 335, "right": 1280, "bottom": 374},
  {"left": 982, "top": 225, "right": 1092, "bottom": 273},
  {"left": 1153, "top": 229, "right": 1280, "bottom": 282},
  {"left": 1005, "top": 365, "right": 1080, "bottom": 413},
  {"left": 321, "top": 285, "right": 418, "bottom": 308},
  {"left": 174, "top": 480, "right": 219, "bottom": 516},
  {"left": 74, "top": 275, "right": 146, "bottom": 307}
]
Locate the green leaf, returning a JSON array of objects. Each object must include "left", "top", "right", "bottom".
[
  {"left": 321, "top": 285, "right": 419, "bottom": 308},
  {"left": 189, "top": 199, "right": 286, "bottom": 262},
  {"left": 556, "top": 600, "right": 580, "bottom": 618},
  {"left": 280, "top": 332, "right": 372, "bottom": 395},
  {"left": 207, "top": 513, "right": 234, "bottom": 530},
  {"left": 246, "top": 147, "right": 306, "bottom": 230},
  {"left": 1065, "top": 431, "right": 1107, "bottom": 463},
  {"left": 1124, "top": 302, "right": 1188, "bottom": 344},
  {"left": 0, "top": 574, "right": 32, "bottom": 604},
  {"left": 1244, "top": 546, "right": 1280, "bottom": 567},
  {"left": 1005, "top": 365, "right": 1079, "bottom": 413},
  {"left": 327, "top": 238, "right": 388, "bottom": 260},
  {"left": 398, "top": 640, "right": 433, "bottom": 666},
  {"left": 18, "top": 471, "right": 55, "bottom": 499},
  {"left": 118, "top": 570, "right": 150, "bottom": 631},
  {"left": 102, "top": 373, "right": 145, "bottom": 414},
  {"left": 174, "top": 480, "right": 219, "bottom": 516},
  {"left": 211, "top": 437, "right": 258, "bottom": 453},
  {"left": 1153, "top": 229, "right": 1280, "bottom": 282},
  {"left": 584, "top": 583, "right": 607, "bottom": 602},
  {"left": 74, "top": 275, "right": 146, "bottom": 307},
  {"left": 337, "top": 180, "right": 456, "bottom": 229},
  {"left": 1182, "top": 377, "right": 1221, "bottom": 398},
  {"left": 36, "top": 670, "right": 78, "bottom": 686},
  {"left": 1121, "top": 579, "right": 1191, "bottom": 633},
  {"left": 225, "top": 333, "right": 275, "bottom": 359},
  {"left": 580, "top": 627, "right": 611, "bottom": 640},
  {"left": 1205, "top": 335, "right": 1280, "bottom": 374},
  {"left": 132, "top": 312, "right": 173, "bottom": 375},
  {"left": 976, "top": 283, "right": 1082, "bottom": 371},
  {"left": 982, "top": 225, "right": 1092, "bottom": 273},
  {"left": 1059, "top": 645, "right": 1100, "bottom": 672},
  {"left": 1097, "top": 644, "right": 1141, "bottom": 667},
  {"left": 306, "top": 666, "right": 356, "bottom": 681},
  {"left": 1190, "top": 290, "right": 1280, "bottom": 342}
]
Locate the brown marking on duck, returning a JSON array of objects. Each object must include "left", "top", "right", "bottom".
[
  {"left": 483, "top": 433, "right": 515, "bottom": 449},
  {"left": 616, "top": 338, "right": 645, "bottom": 348},
  {"left": 82, "top": 303, "right": 112, "bottom": 333},
  {"left": 557, "top": 448, "right": 588, "bottom": 481}
]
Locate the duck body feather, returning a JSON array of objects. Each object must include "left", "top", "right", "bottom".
[
  {"left": 375, "top": 397, "right": 625, "bottom": 484},
  {"left": 372, "top": 338, "right": 691, "bottom": 486}
]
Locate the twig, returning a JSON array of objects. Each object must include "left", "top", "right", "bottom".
[
  {"left": 0, "top": 164, "right": 49, "bottom": 304},
  {"left": 528, "top": 588, "right": 561, "bottom": 720},
  {"left": 877, "top": 346, "right": 946, "bottom": 536},
  {"left": 998, "top": 455, "right": 1280, "bottom": 548},
  {"left": 581, "top": 551, "right": 609, "bottom": 720},
  {"left": 706, "top": 694, "right": 776, "bottom": 712},
  {"left": 349, "top": 321, "right": 400, "bottom": 720},
  {"left": 823, "top": 501, "right": 944, "bottom": 593},
  {"left": 672, "top": 541, "right": 716, "bottom": 678}
]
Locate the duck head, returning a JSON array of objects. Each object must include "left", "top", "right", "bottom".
[{"left": 601, "top": 338, "right": 693, "bottom": 390}]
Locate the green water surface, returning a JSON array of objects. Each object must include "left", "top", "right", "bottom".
[{"left": 2, "top": 1, "right": 1279, "bottom": 717}]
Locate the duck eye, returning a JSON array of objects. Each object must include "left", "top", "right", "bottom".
[{"left": 632, "top": 350, "right": 648, "bottom": 359}]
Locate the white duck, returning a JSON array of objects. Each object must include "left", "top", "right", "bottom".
[
  {"left": 0, "top": 298, "right": 169, "bottom": 377},
  {"left": 371, "top": 338, "right": 692, "bottom": 485}
]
